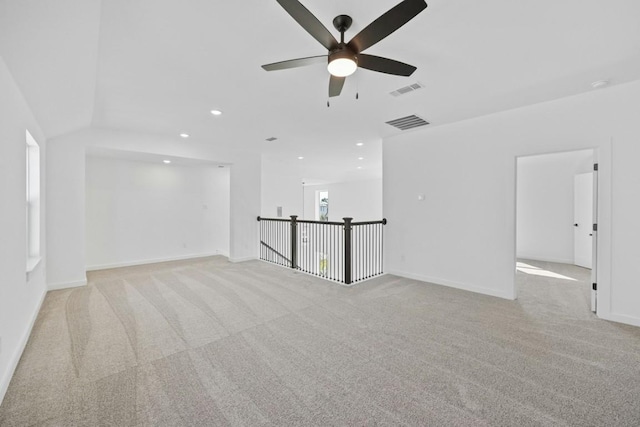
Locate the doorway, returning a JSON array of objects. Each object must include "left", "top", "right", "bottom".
[{"left": 515, "top": 149, "right": 597, "bottom": 313}]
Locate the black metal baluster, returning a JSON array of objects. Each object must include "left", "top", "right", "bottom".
[
  {"left": 358, "top": 225, "right": 361, "bottom": 281},
  {"left": 364, "top": 224, "right": 368, "bottom": 279},
  {"left": 336, "top": 224, "right": 339, "bottom": 281},
  {"left": 290, "top": 216, "right": 297, "bottom": 269},
  {"left": 369, "top": 224, "right": 372, "bottom": 275},
  {"left": 379, "top": 223, "right": 382, "bottom": 274},
  {"left": 353, "top": 225, "right": 357, "bottom": 282},
  {"left": 361, "top": 225, "right": 364, "bottom": 280},
  {"left": 269, "top": 221, "right": 272, "bottom": 263},
  {"left": 332, "top": 225, "right": 335, "bottom": 280},
  {"left": 357, "top": 225, "right": 361, "bottom": 282},
  {"left": 322, "top": 223, "right": 325, "bottom": 277},
  {"left": 376, "top": 223, "right": 380, "bottom": 274}
]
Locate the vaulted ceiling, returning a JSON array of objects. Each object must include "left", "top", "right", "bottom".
[{"left": 1, "top": 0, "right": 639, "bottom": 181}]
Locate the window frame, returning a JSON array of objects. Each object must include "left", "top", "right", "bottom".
[{"left": 26, "top": 130, "right": 41, "bottom": 273}]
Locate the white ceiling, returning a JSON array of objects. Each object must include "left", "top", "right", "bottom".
[{"left": 2, "top": 0, "right": 640, "bottom": 182}]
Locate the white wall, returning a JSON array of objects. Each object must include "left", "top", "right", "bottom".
[
  {"left": 47, "top": 127, "right": 260, "bottom": 288},
  {"left": 261, "top": 156, "right": 304, "bottom": 219},
  {"left": 303, "top": 179, "right": 383, "bottom": 222},
  {"left": 384, "top": 79, "right": 640, "bottom": 327},
  {"left": 0, "top": 57, "right": 47, "bottom": 404},
  {"left": 47, "top": 136, "right": 86, "bottom": 289},
  {"left": 260, "top": 155, "right": 383, "bottom": 222},
  {"left": 85, "top": 156, "right": 229, "bottom": 269},
  {"left": 516, "top": 150, "right": 593, "bottom": 263}
]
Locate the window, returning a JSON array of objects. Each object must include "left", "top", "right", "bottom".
[
  {"left": 26, "top": 130, "right": 40, "bottom": 272},
  {"left": 317, "top": 190, "right": 329, "bottom": 221}
]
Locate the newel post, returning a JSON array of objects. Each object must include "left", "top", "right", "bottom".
[
  {"left": 343, "top": 217, "right": 353, "bottom": 284},
  {"left": 290, "top": 215, "right": 298, "bottom": 269}
]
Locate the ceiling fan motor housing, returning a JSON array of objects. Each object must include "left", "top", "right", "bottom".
[{"left": 328, "top": 45, "right": 358, "bottom": 66}]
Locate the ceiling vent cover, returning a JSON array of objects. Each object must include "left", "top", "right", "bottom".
[
  {"left": 386, "top": 115, "right": 429, "bottom": 131},
  {"left": 265, "top": 137, "right": 278, "bottom": 142},
  {"left": 390, "top": 82, "right": 424, "bottom": 97}
]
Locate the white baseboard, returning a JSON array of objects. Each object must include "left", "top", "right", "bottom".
[
  {"left": 387, "top": 269, "right": 515, "bottom": 300},
  {"left": 516, "top": 254, "right": 575, "bottom": 265},
  {"left": 85, "top": 252, "right": 224, "bottom": 272},
  {"left": 0, "top": 288, "right": 46, "bottom": 405},
  {"left": 230, "top": 256, "right": 258, "bottom": 263},
  {"left": 599, "top": 312, "right": 640, "bottom": 328},
  {"left": 47, "top": 277, "right": 87, "bottom": 291}
]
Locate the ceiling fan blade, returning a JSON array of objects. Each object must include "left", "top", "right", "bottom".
[
  {"left": 358, "top": 54, "right": 416, "bottom": 76},
  {"left": 329, "top": 75, "right": 345, "bottom": 97},
  {"left": 262, "top": 55, "right": 327, "bottom": 71},
  {"left": 276, "top": 0, "right": 339, "bottom": 51},
  {"left": 347, "top": 0, "right": 427, "bottom": 53}
]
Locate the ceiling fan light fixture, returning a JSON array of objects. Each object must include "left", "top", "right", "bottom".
[
  {"left": 328, "top": 49, "right": 357, "bottom": 77},
  {"left": 328, "top": 58, "right": 357, "bottom": 77}
]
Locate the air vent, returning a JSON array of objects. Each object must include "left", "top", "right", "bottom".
[
  {"left": 386, "top": 115, "right": 429, "bottom": 131},
  {"left": 265, "top": 137, "right": 278, "bottom": 142},
  {"left": 390, "top": 82, "right": 425, "bottom": 97}
]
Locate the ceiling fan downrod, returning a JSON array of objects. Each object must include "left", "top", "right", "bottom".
[{"left": 332, "top": 15, "right": 352, "bottom": 44}]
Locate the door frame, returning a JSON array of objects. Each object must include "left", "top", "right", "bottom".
[{"left": 512, "top": 143, "right": 612, "bottom": 320}]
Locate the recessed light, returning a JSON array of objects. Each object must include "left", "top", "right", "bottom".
[
  {"left": 358, "top": 157, "right": 364, "bottom": 160},
  {"left": 357, "top": 166, "right": 363, "bottom": 170},
  {"left": 298, "top": 156, "right": 304, "bottom": 160},
  {"left": 356, "top": 142, "right": 364, "bottom": 146},
  {"left": 179, "top": 133, "right": 189, "bottom": 138},
  {"left": 163, "top": 160, "right": 171, "bottom": 164},
  {"left": 591, "top": 80, "right": 609, "bottom": 89},
  {"left": 210, "top": 109, "right": 223, "bottom": 116}
]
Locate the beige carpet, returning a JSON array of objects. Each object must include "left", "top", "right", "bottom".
[{"left": 1, "top": 256, "right": 639, "bottom": 426}]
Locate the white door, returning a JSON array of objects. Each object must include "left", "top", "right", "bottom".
[{"left": 574, "top": 172, "right": 593, "bottom": 269}]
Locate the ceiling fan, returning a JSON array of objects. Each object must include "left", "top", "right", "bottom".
[{"left": 262, "top": 0, "right": 428, "bottom": 98}]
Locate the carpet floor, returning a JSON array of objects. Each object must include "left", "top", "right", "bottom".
[{"left": 1, "top": 257, "right": 639, "bottom": 426}]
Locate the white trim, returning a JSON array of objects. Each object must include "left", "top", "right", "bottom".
[
  {"left": 516, "top": 254, "right": 576, "bottom": 265},
  {"left": 85, "top": 252, "right": 224, "bottom": 271},
  {"left": 387, "top": 269, "right": 515, "bottom": 300},
  {"left": 0, "top": 288, "right": 46, "bottom": 405},
  {"left": 47, "top": 278, "right": 87, "bottom": 291},
  {"left": 26, "top": 256, "right": 42, "bottom": 273},
  {"left": 230, "top": 256, "right": 259, "bottom": 263},
  {"left": 599, "top": 313, "right": 640, "bottom": 328}
]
